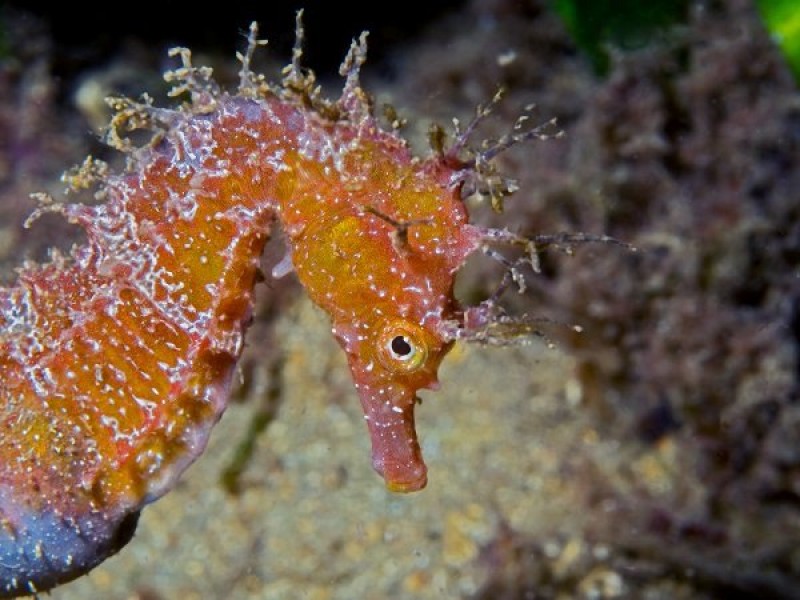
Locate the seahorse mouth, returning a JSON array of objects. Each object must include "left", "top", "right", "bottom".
[{"left": 382, "top": 458, "right": 428, "bottom": 493}]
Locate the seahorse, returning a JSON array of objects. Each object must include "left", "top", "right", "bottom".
[{"left": 0, "top": 18, "right": 604, "bottom": 597}]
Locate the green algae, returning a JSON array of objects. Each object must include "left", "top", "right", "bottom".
[
  {"left": 550, "top": 0, "right": 688, "bottom": 74},
  {"left": 757, "top": 0, "right": 800, "bottom": 82}
]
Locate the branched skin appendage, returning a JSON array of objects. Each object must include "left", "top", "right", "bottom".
[{"left": 0, "top": 19, "right": 612, "bottom": 597}]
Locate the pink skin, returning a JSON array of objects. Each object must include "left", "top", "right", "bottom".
[
  {"left": 340, "top": 344, "right": 450, "bottom": 493},
  {"left": 341, "top": 318, "right": 455, "bottom": 492},
  {"left": 319, "top": 253, "right": 468, "bottom": 493},
  {"left": 357, "top": 381, "right": 429, "bottom": 492}
]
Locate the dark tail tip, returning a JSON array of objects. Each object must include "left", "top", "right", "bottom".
[{"left": 0, "top": 509, "right": 139, "bottom": 598}]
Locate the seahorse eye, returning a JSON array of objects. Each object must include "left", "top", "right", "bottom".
[
  {"left": 378, "top": 320, "right": 429, "bottom": 372},
  {"left": 389, "top": 335, "right": 413, "bottom": 360}
]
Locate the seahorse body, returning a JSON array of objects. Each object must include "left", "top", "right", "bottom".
[{"left": 0, "top": 29, "right": 483, "bottom": 596}]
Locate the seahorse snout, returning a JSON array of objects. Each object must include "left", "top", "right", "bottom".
[{"left": 356, "top": 383, "right": 428, "bottom": 493}]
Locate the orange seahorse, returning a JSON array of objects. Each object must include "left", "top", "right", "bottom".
[{"left": 0, "top": 19, "right": 605, "bottom": 597}]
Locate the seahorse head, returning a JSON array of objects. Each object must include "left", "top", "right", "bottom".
[
  {"left": 284, "top": 130, "right": 483, "bottom": 492},
  {"left": 319, "top": 162, "right": 481, "bottom": 492}
]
